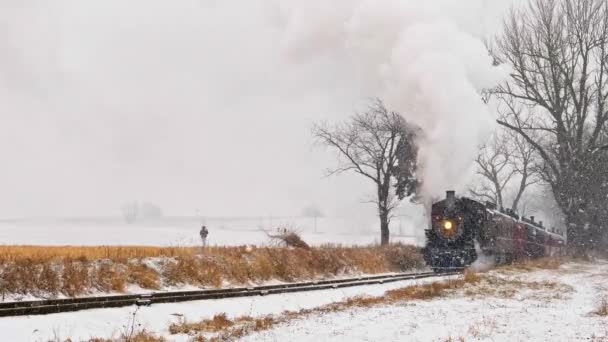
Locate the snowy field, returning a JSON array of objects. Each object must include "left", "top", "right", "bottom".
[
  {"left": 3, "top": 275, "right": 456, "bottom": 342},
  {"left": 244, "top": 261, "right": 608, "bottom": 341},
  {"left": 3, "top": 261, "right": 608, "bottom": 341},
  {"left": 0, "top": 216, "right": 423, "bottom": 246}
]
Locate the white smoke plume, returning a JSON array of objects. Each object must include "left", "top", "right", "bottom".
[{"left": 276, "top": 0, "right": 510, "bottom": 201}]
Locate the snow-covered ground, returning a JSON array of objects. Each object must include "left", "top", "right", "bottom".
[
  {"left": 3, "top": 275, "right": 455, "bottom": 342},
  {"left": 244, "top": 261, "right": 608, "bottom": 341},
  {"left": 0, "top": 216, "right": 423, "bottom": 246},
  {"left": 4, "top": 261, "right": 608, "bottom": 341}
]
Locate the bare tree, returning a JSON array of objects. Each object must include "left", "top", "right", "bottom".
[
  {"left": 508, "top": 130, "right": 541, "bottom": 212},
  {"left": 302, "top": 205, "right": 324, "bottom": 233},
  {"left": 121, "top": 201, "right": 139, "bottom": 224},
  {"left": 471, "top": 127, "right": 540, "bottom": 214},
  {"left": 312, "top": 99, "right": 419, "bottom": 245},
  {"left": 301, "top": 205, "right": 324, "bottom": 218},
  {"left": 140, "top": 202, "right": 163, "bottom": 220},
  {"left": 491, "top": 0, "right": 608, "bottom": 253},
  {"left": 470, "top": 133, "right": 514, "bottom": 209}
]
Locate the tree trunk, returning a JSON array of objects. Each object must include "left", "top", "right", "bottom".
[
  {"left": 566, "top": 224, "right": 586, "bottom": 257},
  {"left": 380, "top": 211, "right": 390, "bottom": 246},
  {"left": 563, "top": 207, "right": 589, "bottom": 257},
  {"left": 510, "top": 170, "right": 527, "bottom": 213},
  {"left": 496, "top": 186, "right": 504, "bottom": 210}
]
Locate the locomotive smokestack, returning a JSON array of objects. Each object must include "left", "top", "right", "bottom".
[
  {"left": 530, "top": 216, "right": 535, "bottom": 223},
  {"left": 446, "top": 190, "right": 455, "bottom": 209}
]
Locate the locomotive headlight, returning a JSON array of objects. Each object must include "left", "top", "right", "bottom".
[{"left": 434, "top": 217, "right": 460, "bottom": 239}]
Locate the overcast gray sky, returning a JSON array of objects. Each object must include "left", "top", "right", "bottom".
[{"left": 0, "top": 0, "right": 520, "bottom": 219}]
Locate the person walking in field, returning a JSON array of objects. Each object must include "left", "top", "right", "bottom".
[{"left": 200, "top": 225, "right": 209, "bottom": 247}]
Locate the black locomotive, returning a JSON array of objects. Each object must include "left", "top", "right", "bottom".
[{"left": 423, "top": 191, "right": 565, "bottom": 271}]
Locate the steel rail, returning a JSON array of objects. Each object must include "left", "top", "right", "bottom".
[{"left": 0, "top": 270, "right": 461, "bottom": 317}]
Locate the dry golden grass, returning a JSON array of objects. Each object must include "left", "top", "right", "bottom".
[
  {"left": 169, "top": 313, "right": 235, "bottom": 334},
  {"left": 170, "top": 314, "right": 279, "bottom": 341},
  {"left": 463, "top": 270, "right": 481, "bottom": 284},
  {"left": 462, "top": 273, "right": 573, "bottom": 300},
  {"left": 0, "top": 245, "right": 198, "bottom": 263},
  {"left": 168, "top": 277, "right": 469, "bottom": 340},
  {"left": 51, "top": 330, "right": 166, "bottom": 342},
  {"left": 86, "top": 330, "right": 166, "bottom": 342},
  {"left": 442, "top": 337, "right": 466, "bottom": 342},
  {"left": 466, "top": 316, "right": 498, "bottom": 339},
  {"left": 127, "top": 263, "right": 161, "bottom": 290},
  {"left": 168, "top": 277, "right": 469, "bottom": 341},
  {"left": 386, "top": 279, "right": 465, "bottom": 301},
  {"left": 594, "top": 297, "right": 608, "bottom": 316},
  {"left": 168, "top": 269, "right": 571, "bottom": 341},
  {"left": 0, "top": 243, "right": 424, "bottom": 298},
  {"left": 95, "top": 263, "right": 127, "bottom": 292},
  {"left": 61, "top": 259, "right": 90, "bottom": 296},
  {"left": 500, "top": 257, "right": 565, "bottom": 272}
]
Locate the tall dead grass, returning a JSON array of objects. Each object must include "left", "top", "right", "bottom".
[
  {"left": 594, "top": 297, "right": 608, "bottom": 316},
  {"left": 0, "top": 245, "right": 198, "bottom": 263},
  {"left": 501, "top": 257, "right": 565, "bottom": 272},
  {"left": 461, "top": 272, "right": 573, "bottom": 300},
  {"left": 47, "top": 329, "right": 166, "bottom": 342},
  {"left": 85, "top": 331, "right": 166, "bottom": 342},
  {"left": 0, "top": 243, "right": 424, "bottom": 298}
]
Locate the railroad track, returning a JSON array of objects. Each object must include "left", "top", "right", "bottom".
[{"left": 0, "top": 270, "right": 461, "bottom": 317}]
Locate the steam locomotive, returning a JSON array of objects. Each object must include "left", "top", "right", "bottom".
[{"left": 423, "top": 191, "right": 565, "bottom": 271}]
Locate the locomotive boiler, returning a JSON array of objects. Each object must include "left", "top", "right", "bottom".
[{"left": 423, "top": 191, "right": 565, "bottom": 271}]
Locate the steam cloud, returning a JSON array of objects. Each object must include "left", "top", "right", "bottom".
[{"left": 277, "top": 0, "right": 509, "bottom": 200}]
